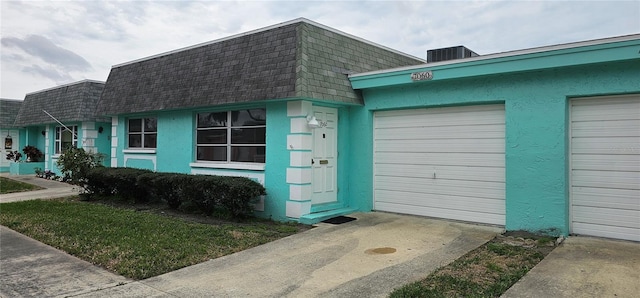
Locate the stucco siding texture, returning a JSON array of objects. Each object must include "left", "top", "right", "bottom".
[
  {"left": 13, "top": 81, "right": 107, "bottom": 127},
  {"left": 97, "top": 20, "right": 424, "bottom": 115},
  {"left": 0, "top": 99, "right": 23, "bottom": 127}
]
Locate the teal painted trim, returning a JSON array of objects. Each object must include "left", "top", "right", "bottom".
[
  {"left": 351, "top": 38, "right": 640, "bottom": 89},
  {"left": 310, "top": 202, "right": 345, "bottom": 213},
  {"left": 0, "top": 166, "right": 8, "bottom": 173}
]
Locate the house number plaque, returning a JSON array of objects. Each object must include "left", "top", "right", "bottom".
[{"left": 410, "top": 71, "right": 433, "bottom": 81}]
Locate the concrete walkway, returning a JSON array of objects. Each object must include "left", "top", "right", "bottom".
[
  {"left": 0, "top": 173, "right": 79, "bottom": 203},
  {"left": 503, "top": 236, "right": 640, "bottom": 298},
  {"left": 0, "top": 226, "right": 130, "bottom": 298}
]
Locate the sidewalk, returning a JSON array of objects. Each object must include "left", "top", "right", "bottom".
[{"left": 0, "top": 173, "right": 80, "bottom": 203}]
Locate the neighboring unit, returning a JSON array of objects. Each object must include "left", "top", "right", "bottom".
[
  {"left": 0, "top": 98, "right": 24, "bottom": 172},
  {"left": 12, "top": 80, "right": 111, "bottom": 174}
]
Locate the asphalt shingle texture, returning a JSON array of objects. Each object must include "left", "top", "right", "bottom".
[
  {"left": 13, "top": 81, "right": 107, "bottom": 127},
  {"left": 97, "top": 20, "right": 424, "bottom": 115},
  {"left": 0, "top": 99, "right": 23, "bottom": 128}
]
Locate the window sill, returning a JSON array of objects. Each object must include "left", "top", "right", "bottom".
[
  {"left": 123, "top": 149, "right": 156, "bottom": 154},
  {"left": 189, "top": 162, "right": 265, "bottom": 171}
]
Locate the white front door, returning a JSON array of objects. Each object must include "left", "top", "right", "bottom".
[{"left": 311, "top": 106, "right": 338, "bottom": 205}]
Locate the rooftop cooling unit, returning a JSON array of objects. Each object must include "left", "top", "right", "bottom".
[{"left": 427, "top": 46, "right": 479, "bottom": 63}]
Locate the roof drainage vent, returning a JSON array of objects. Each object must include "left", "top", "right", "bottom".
[{"left": 427, "top": 46, "right": 478, "bottom": 63}]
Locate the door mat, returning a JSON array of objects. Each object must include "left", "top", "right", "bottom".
[{"left": 322, "top": 216, "right": 356, "bottom": 225}]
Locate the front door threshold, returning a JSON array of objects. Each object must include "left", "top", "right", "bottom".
[{"left": 299, "top": 207, "right": 357, "bottom": 225}]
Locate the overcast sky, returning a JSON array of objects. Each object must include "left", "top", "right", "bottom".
[{"left": 1, "top": 0, "right": 638, "bottom": 99}]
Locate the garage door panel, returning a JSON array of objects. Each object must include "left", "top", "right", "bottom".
[
  {"left": 375, "top": 113, "right": 504, "bottom": 128},
  {"left": 375, "top": 163, "right": 505, "bottom": 182},
  {"left": 375, "top": 152, "right": 505, "bottom": 167},
  {"left": 572, "top": 188, "right": 640, "bottom": 210},
  {"left": 572, "top": 170, "right": 640, "bottom": 190},
  {"left": 374, "top": 105, "right": 505, "bottom": 226},
  {"left": 573, "top": 206, "right": 640, "bottom": 229},
  {"left": 571, "top": 102, "right": 640, "bottom": 122},
  {"left": 376, "top": 105, "right": 505, "bottom": 121},
  {"left": 375, "top": 125, "right": 505, "bottom": 140},
  {"left": 571, "top": 119, "right": 640, "bottom": 137},
  {"left": 375, "top": 190, "right": 505, "bottom": 214},
  {"left": 571, "top": 94, "right": 640, "bottom": 241},
  {"left": 375, "top": 138, "right": 505, "bottom": 153},
  {"left": 375, "top": 202, "right": 505, "bottom": 226},
  {"left": 375, "top": 177, "right": 505, "bottom": 200},
  {"left": 572, "top": 154, "right": 640, "bottom": 171},
  {"left": 571, "top": 137, "right": 640, "bottom": 154},
  {"left": 572, "top": 223, "right": 640, "bottom": 242}
]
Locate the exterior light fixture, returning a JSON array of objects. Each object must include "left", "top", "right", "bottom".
[{"left": 306, "top": 115, "right": 320, "bottom": 129}]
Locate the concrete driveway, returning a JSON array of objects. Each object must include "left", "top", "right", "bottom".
[
  {"left": 503, "top": 236, "right": 640, "bottom": 298},
  {"left": 71, "top": 212, "right": 501, "bottom": 297}
]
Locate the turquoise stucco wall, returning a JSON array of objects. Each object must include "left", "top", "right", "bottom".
[
  {"left": 262, "top": 102, "right": 289, "bottom": 221},
  {"left": 95, "top": 122, "right": 112, "bottom": 166},
  {"left": 349, "top": 60, "right": 640, "bottom": 235},
  {"left": 155, "top": 111, "right": 193, "bottom": 173}
]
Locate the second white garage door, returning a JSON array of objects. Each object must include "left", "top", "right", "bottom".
[
  {"left": 374, "top": 104, "right": 505, "bottom": 226},
  {"left": 570, "top": 94, "right": 640, "bottom": 242}
]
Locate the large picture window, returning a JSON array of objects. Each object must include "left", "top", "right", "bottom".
[
  {"left": 128, "top": 117, "right": 157, "bottom": 149},
  {"left": 196, "top": 109, "right": 266, "bottom": 163},
  {"left": 55, "top": 126, "right": 78, "bottom": 154}
]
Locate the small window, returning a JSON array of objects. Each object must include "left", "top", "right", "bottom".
[
  {"left": 55, "top": 126, "right": 78, "bottom": 154},
  {"left": 196, "top": 109, "right": 266, "bottom": 163},
  {"left": 128, "top": 117, "right": 157, "bottom": 149}
]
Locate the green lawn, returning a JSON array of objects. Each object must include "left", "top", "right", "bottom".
[
  {"left": 0, "top": 177, "right": 43, "bottom": 194},
  {"left": 0, "top": 197, "right": 306, "bottom": 279}
]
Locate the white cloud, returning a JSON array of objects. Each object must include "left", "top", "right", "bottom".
[{"left": 0, "top": 0, "right": 638, "bottom": 99}]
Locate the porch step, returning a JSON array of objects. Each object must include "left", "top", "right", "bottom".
[{"left": 299, "top": 208, "right": 358, "bottom": 225}]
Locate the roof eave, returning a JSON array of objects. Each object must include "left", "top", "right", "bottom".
[{"left": 350, "top": 34, "right": 640, "bottom": 90}]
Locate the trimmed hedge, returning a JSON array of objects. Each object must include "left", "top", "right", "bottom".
[
  {"left": 86, "top": 168, "right": 266, "bottom": 217},
  {"left": 86, "top": 167, "right": 153, "bottom": 203}
]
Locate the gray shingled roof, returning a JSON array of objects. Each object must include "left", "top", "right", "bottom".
[
  {"left": 0, "top": 99, "right": 23, "bottom": 127},
  {"left": 97, "top": 18, "right": 424, "bottom": 115},
  {"left": 14, "top": 80, "right": 107, "bottom": 127}
]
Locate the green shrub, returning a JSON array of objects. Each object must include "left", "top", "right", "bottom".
[
  {"left": 138, "top": 173, "right": 183, "bottom": 208},
  {"left": 85, "top": 168, "right": 265, "bottom": 218},
  {"left": 85, "top": 167, "right": 152, "bottom": 202},
  {"left": 56, "top": 147, "right": 105, "bottom": 187},
  {"left": 85, "top": 167, "right": 113, "bottom": 196}
]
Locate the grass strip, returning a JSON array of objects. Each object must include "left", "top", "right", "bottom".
[
  {"left": 0, "top": 197, "right": 304, "bottom": 280},
  {"left": 0, "top": 177, "right": 43, "bottom": 194},
  {"left": 390, "top": 235, "right": 555, "bottom": 298}
]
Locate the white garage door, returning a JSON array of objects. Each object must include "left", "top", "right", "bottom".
[
  {"left": 374, "top": 105, "right": 505, "bottom": 226},
  {"left": 571, "top": 94, "right": 640, "bottom": 242}
]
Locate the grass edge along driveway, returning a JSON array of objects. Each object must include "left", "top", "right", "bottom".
[
  {"left": 0, "top": 197, "right": 306, "bottom": 280},
  {"left": 0, "top": 177, "right": 43, "bottom": 194}
]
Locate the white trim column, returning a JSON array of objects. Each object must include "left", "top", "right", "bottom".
[
  {"left": 44, "top": 124, "right": 50, "bottom": 171},
  {"left": 110, "top": 116, "right": 119, "bottom": 167},
  {"left": 285, "top": 101, "right": 313, "bottom": 218}
]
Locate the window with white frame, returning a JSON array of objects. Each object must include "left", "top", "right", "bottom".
[
  {"left": 128, "top": 117, "right": 157, "bottom": 149},
  {"left": 196, "top": 109, "right": 266, "bottom": 163},
  {"left": 55, "top": 126, "right": 78, "bottom": 154}
]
